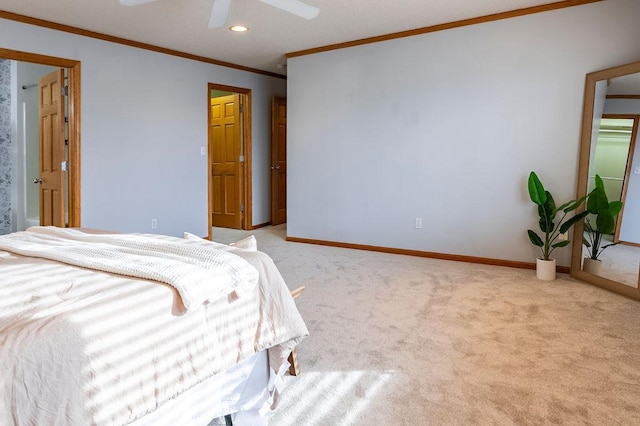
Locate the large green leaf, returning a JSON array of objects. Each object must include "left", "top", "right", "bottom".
[
  {"left": 551, "top": 240, "right": 571, "bottom": 249},
  {"left": 586, "top": 189, "right": 597, "bottom": 213},
  {"left": 539, "top": 217, "right": 555, "bottom": 233},
  {"left": 595, "top": 174, "right": 605, "bottom": 191},
  {"left": 596, "top": 212, "right": 615, "bottom": 235},
  {"left": 558, "top": 210, "right": 589, "bottom": 234},
  {"left": 559, "top": 195, "right": 587, "bottom": 213},
  {"left": 609, "top": 201, "right": 623, "bottom": 216},
  {"left": 543, "top": 191, "right": 557, "bottom": 221},
  {"left": 528, "top": 172, "right": 547, "bottom": 205},
  {"left": 527, "top": 230, "right": 544, "bottom": 247},
  {"left": 538, "top": 200, "right": 555, "bottom": 232},
  {"left": 587, "top": 186, "right": 609, "bottom": 214},
  {"left": 584, "top": 174, "right": 624, "bottom": 238}
]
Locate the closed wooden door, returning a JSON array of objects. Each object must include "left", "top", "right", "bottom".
[
  {"left": 271, "top": 97, "right": 287, "bottom": 225},
  {"left": 38, "top": 69, "right": 66, "bottom": 227},
  {"left": 210, "top": 94, "right": 242, "bottom": 229}
]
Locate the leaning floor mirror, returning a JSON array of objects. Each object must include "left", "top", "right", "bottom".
[{"left": 571, "top": 60, "right": 640, "bottom": 300}]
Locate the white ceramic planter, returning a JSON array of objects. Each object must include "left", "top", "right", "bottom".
[
  {"left": 536, "top": 258, "right": 556, "bottom": 281},
  {"left": 583, "top": 257, "right": 603, "bottom": 276}
]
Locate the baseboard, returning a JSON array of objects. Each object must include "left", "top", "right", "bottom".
[
  {"left": 620, "top": 241, "right": 640, "bottom": 248},
  {"left": 285, "top": 236, "right": 571, "bottom": 274},
  {"left": 250, "top": 221, "right": 272, "bottom": 230}
]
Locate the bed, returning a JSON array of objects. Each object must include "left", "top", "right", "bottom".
[{"left": 0, "top": 227, "right": 308, "bottom": 426}]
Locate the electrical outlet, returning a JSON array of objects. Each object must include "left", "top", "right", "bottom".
[
  {"left": 151, "top": 218, "right": 158, "bottom": 229},
  {"left": 559, "top": 232, "right": 568, "bottom": 241},
  {"left": 415, "top": 217, "right": 423, "bottom": 229}
]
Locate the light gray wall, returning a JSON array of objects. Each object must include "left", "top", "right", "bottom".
[
  {"left": 621, "top": 134, "right": 640, "bottom": 244},
  {"left": 0, "top": 18, "right": 286, "bottom": 236},
  {"left": 605, "top": 98, "right": 640, "bottom": 243},
  {"left": 605, "top": 99, "right": 640, "bottom": 115},
  {"left": 589, "top": 80, "right": 609, "bottom": 191},
  {"left": 287, "top": 0, "right": 640, "bottom": 267}
]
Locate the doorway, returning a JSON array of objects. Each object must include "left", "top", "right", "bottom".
[
  {"left": 271, "top": 96, "right": 287, "bottom": 226},
  {"left": 38, "top": 68, "right": 68, "bottom": 227},
  {"left": 597, "top": 114, "right": 639, "bottom": 244},
  {"left": 0, "top": 48, "right": 81, "bottom": 232},
  {"left": 590, "top": 117, "right": 635, "bottom": 201},
  {"left": 207, "top": 83, "right": 251, "bottom": 238}
]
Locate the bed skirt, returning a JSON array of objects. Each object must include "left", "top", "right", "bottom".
[{"left": 130, "top": 350, "right": 276, "bottom": 426}]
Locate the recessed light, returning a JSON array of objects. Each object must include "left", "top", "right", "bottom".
[{"left": 229, "top": 25, "right": 248, "bottom": 32}]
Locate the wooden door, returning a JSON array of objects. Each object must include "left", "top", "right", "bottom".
[
  {"left": 271, "top": 97, "right": 287, "bottom": 225},
  {"left": 38, "top": 69, "right": 66, "bottom": 227},
  {"left": 210, "top": 94, "right": 242, "bottom": 229}
]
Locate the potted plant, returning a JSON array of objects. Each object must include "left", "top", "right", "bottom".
[
  {"left": 582, "top": 174, "right": 624, "bottom": 275},
  {"left": 527, "top": 171, "right": 588, "bottom": 280}
]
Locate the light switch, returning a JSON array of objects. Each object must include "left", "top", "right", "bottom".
[
  {"left": 635, "top": 166, "right": 640, "bottom": 175},
  {"left": 200, "top": 146, "right": 206, "bottom": 156}
]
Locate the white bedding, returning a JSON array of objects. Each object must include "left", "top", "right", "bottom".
[
  {"left": 0, "top": 229, "right": 308, "bottom": 425},
  {"left": 0, "top": 227, "right": 259, "bottom": 311}
]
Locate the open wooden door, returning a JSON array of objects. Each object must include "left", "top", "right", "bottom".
[
  {"left": 38, "top": 69, "right": 66, "bottom": 227},
  {"left": 271, "top": 97, "right": 287, "bottom": 226},
  {"left": 210, "top": 94, "right": 243, "bottom": 229}
]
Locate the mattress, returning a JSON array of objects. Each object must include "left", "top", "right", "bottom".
[{"left": 0, "top": 228, "right": 308, "bottom": 425}]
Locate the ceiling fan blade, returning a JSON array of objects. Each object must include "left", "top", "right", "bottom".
[
  {"left": 119, "top": 0, "right": 160, "bottom": 6},
  {"left": 209, "top": 0, "right": 232, "bottom": 28},
  {"left": 259, "top": 0, "right": 319, "bottom": 20}
]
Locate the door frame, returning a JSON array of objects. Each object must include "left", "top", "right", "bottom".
[
  {"left": 602, "top": 114, "right": 640, "bottom": 243},
  {"left": 207, "top": 83, "right": 252, "bottom": 239},
  {"left": 0, "top": 47, "right": 81, "bottom": 227}
]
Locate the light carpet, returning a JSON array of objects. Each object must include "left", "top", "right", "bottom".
[
  {"left": 584, "top": 234, "right": 640, "bottom": 288},
  {"left": 213, "top": 225, "right": 640, "bottom": 425}
]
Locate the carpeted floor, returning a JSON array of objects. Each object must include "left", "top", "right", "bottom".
[
  {"left": 213, "top": 225, "right": 640, "bottom": 425},
  {"left": 588, "top": 235, "right": 640, "bottom": 288}
]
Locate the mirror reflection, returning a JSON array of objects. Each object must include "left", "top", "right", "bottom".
[
  {"left": 572, "top": 62, "right": 640, "bottom": 298},
  {"left": 585, "top": 115, "right": 639, "bottom": 287}
]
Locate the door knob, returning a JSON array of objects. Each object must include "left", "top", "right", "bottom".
[
  {"left": 271, "top": 165, "right": 281, "bottom": 171},
  {"left": 33, "top": 178, "right": 42, "bottom": 184}
]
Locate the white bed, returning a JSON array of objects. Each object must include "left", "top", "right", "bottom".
[{"left": 0, "top": 227, "right": 308, "bottom": 425}]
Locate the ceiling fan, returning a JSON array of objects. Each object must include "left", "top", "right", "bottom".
[{"left": 120, "top": 0, "right": 320, "bottom": 29}]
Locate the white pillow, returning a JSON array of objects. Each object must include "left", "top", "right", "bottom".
[
  {"left": 229, "top": 235, "right": 257, "bottom": 251},
  {"left": 183, "top": 232, "right": 257, "bottom": 252}
]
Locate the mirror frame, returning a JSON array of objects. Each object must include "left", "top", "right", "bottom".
[{"left": 571, "top": 60, "right": 640, "bottom": 300}]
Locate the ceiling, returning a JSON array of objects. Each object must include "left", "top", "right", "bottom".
[{"left": 0, "top": 0, "right": 584, "bottom": 76}]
